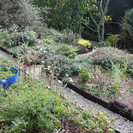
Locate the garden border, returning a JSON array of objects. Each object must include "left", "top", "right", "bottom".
[
  {"left": 64, "top": 47, "right": 93, "bottom": 56},
  {"left": 67, "top": 83, "right": 133, "bottom": 122}
]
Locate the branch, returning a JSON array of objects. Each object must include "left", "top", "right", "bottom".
[
  {"left": 82, "top": 22, "right": 97, "bottom": 33},
  {"left": 88, "top": 10, "right": 98, "bottom": 27},
  {"left": 103, "top": 0, "right": 110, "bottom": 15}
]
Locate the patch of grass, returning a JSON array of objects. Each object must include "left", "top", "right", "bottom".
[{"left": 55, "top": 43, "right": 79, "bottom": 53}]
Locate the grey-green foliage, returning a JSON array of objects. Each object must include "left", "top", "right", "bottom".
[
  {"left": 0, "top": 0, "right": 40, "bottom": 28},
  {"left": 71, "top": 56, "right": 94, "bottom": 75},
  {"left": 43, "top": 55, "right": 94, "bottom": 82},
  {"left": 92, "top": 47, "right": 133, "bottom": 76},
  {"left": 43, "top": 55, "right": 74, "bottom": 80}
]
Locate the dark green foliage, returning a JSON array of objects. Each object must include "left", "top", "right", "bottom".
[
  {"left": 32, "top": 0, "right": 84, "bottom": 33},
  {"left": 122, "top": 8, "right": 133, "bottom": 39},
  {"left": 82, "top": 30, "right": 98, "bottom": 41},
  {"left": 122, "top": 8, "right": 133, "bottom": 53}
]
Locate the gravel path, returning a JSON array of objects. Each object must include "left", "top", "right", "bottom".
[
  {"left": 0, "top": 50, "right": 16, "bottom": 64},
  {"left": 56, "top": 86, "right": 133, "bottom": 133},
  {"left": 1, "top": 49, "right": 133, "bottom": 133}
]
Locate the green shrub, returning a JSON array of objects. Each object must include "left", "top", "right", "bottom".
[
  {"left": 60, "top": 30, "right": 80, "bottom": 44},
  {"left": 0, "top": 25, "right": 18, "bottom": 43},
  {"left": 77, "top": 56, "right": 94, "bottom": 72},
  {"left": 78, "top": 67, "right": 93, "bottom": 82},
  {"left": 92, "top": 47, "right": 133, "bottom": 76},
  {"left": 122, "top": 8, "right": 133, "bottom": 52},
  {"left": 0, "top": 27, "right": 9, "bottom": 41},
  {"left": 28, "top": 25, "right": 80, "bottom": 44},
  {"left": 0, "top": 0, "right": 40, "bottom": 28},
  {"left": 43, "top": 55, "right": 74, "bottom": 80},
  {"left": 0, "top": 81, "right": 70, "bottom": 132},
  {"left": 111, "top": 61, "right": 128, "bottom": 89},
  {"left": 24, "top": 27, "right": 37, "bottom": 38},
  {"left": 77, "top": 39, "right": 91, "bottom": 47},
  {"left": 105, "top": 34, "right": 120, "bottom": 47},
  {"left": 68, "top": 52, "right": 77, "bottom": 59}
]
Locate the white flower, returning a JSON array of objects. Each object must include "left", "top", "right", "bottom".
[
  {"left": 69, "top": 78, "right": 73, "bottom": 83},
  {"left": 58, "top": 80, "right": 62, "bottom": 84},
  {"left": 41, "top": 61, "right": 45, "bottom": 64},
  {"left": 47, "top": 86, "right": 50, "bottom": 89},
  {"left": 65, "top": 74, "right": 69, "bottom": 77},
  {"left": 2, "top": 80, "right": 6, "bottom": 83},
  {"left": 43, "top": 50, "right": 46, "bottom": 53},
  {"left": 48, "top": 66, "right": 51, "bottom": 70}
]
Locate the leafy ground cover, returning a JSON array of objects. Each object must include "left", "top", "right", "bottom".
[
  {"left": 0, "top": 66, "right": 16, "bottom": 80},
  {"left": 0, "top": 65, "right": 114, "bottom": 133},
  {"left": 0, "top": 59, "right": 16, "bottom": 80},
  {"left": 0, "top": 26, "right": 93, "bottom": 65},
  {"left": 42, "top": 47, "right": 133, "bottom": 113}
]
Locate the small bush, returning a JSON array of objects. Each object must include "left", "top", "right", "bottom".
[
  {"left": 0, "top": 0, "right": 40, "bottom": 28},
  {"left": 68, "top": 52, "right": 77, "bottom": 59},
  {"left": 43, "top": 55, "right": 74, "bottom": 80},
  {"left": 105, "top": 34, "right": 120, "bottom": 47},
  {"left": 92, "top": 47, "right": 133, "bottom": 76},
  {"left": 78, "top": 67, "right": 93, "bottom": 82},
  {"left": 3, "top": 32, "right": 37, "bottom": 47},
  {"left": 60, "top": 30, "right": 80, "bottom": 44},
  {"left": 77, "top": 39, "right": 91, "bottom": 47}
]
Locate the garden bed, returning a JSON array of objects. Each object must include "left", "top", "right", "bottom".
[
  {"left": 41, "top": 47, "right": 133, "bottom": 121},
  {"left": 72, "top": 67, "right": 133, "bottom": 103},
  {"left": 0, "top": 42, "right": 93, "bottom": 65},
  {"left": 66, "top": 48, "right": 133, "bottom": 121}
]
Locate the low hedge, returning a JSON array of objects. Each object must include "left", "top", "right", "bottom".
[{"left": 91, "top": 47, "right": 133, "bottom": 76}]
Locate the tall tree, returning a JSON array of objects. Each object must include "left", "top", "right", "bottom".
[
  {"left": 83, "top": 0, "right": 111, "bottom": 42},
  {"left": 32, "top": 0, "right": 85, "bottom": 33}
]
